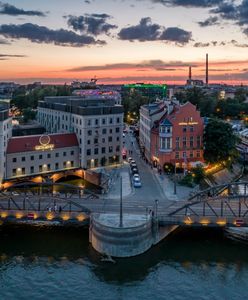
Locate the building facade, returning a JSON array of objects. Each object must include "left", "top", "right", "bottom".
[
  {"left": 5, "top": 133, "right": 79, "bottom": 179},
  {"left": 139, "top": 102, "right": 167, "bottom": 160},
  {"left": 37, "top": 96, "right": 124, "bottom": 169},
  {"left": 0, "top": 104, "right": 12, "bottom": 183},
  {"left": 150, "top": 102, "right": 204, "bottom": 169}
]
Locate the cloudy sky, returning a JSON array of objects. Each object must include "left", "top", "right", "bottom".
[{"left": 1, "top": 0, "right": 248, "bottom": 84}]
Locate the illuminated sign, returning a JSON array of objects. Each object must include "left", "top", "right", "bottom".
[
  {"left": 178, "top": 122, "right": 198, "bottom": 126},
  {"left": 35, "top": 135, "right": 54, "bottom": 151}
]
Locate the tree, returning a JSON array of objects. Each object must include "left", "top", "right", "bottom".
[
  {"left": 22, "top": 108, "right": 37, "bottom": 123},
  {"left": 203, "top": 119, "right": 239, "bottom": 164}
]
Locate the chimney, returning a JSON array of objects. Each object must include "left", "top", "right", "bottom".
[
  {"left": 189, "top": 66, "right": 192, "bottom": 81},
  {"left": 206, "top": 53, "right": 209, "bottom": 85}
]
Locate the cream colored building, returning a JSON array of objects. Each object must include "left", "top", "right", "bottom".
[{"left": 37, "top": 96, "right": 124, "bottom": 169}]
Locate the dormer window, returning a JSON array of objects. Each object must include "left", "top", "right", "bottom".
[{"left": 160, "top": 125, "right": 171, "bottom": 134}]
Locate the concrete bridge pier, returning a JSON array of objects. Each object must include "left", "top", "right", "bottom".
[{"left": 89, "top": 213, "right": 179, "bottom": 258}]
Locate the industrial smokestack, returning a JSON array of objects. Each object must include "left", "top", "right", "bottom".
[
  {"left": 189, "top": 66, "right": 192, "bottom": 81},
  {"left": 206, "top": 53, "right": 209, "bottom": 85}
]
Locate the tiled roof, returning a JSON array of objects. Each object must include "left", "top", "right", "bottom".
[{"left": 6, "top": 133, "right": 79, "bottom": 154}]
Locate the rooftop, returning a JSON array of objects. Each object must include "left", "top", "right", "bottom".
[{"left": 7, "top": 133, "right": 79, "bottom": 154}]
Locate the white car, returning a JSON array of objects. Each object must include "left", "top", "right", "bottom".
[
  {"left": 133, "top": 174, "right": 140, "bottom": 181},
  {"left": 133, "top": 177, "right": 142, "bottom": 188}
]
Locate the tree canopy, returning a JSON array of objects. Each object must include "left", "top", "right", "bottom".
[{"left": 203, "top": 119, "right": 239, "bottom": 164}]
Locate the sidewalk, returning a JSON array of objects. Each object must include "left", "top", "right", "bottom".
[
  {"left": 106, "top": 164, "right": 133, "bottom": 200},
  {"left": 153, "top": 170, "right": 196, "bottom": 201}
]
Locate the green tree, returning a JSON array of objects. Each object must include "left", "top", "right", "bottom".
[
  {"left": 22, "top": 108, "right": 37, "bottom": 123},
  {"left": 203, "top": 119, "right": 239, "bottom": 164}
]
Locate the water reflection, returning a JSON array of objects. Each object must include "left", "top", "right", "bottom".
[{"left": 0, "top": 226, "right": 247, "bottom": 299}]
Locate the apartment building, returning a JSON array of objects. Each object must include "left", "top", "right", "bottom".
[{"left": 37, "top": 96, "right": 124, "bottom": 169}]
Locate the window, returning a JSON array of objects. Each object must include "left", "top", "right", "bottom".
[
  {"left": 47, "top": 164, "right": 51, "bottom": 171},
  {"left": 21, "top": 167, "right": 25, "bottom": 175},
  {"left": 102, "top": 138, "right": 105, "bottom": 143},
  {"left": 109, "top": 118, "right": 113, "bottom": 124},
  {"left": 87, "top": 149, "right": 91, "bottom": 156},
  {"left": 190, "top": 136, "right": 194, "bottom": 148},
  {"left": 176, "top": 137, "right": 180, "bottom": 150},
  {"left": 30, "top": 166, "right": 34, "bottom": 174},
  {"left": 117, "top": 137, "right": 120, "bottom": 142},
  {"left": 47, "top": 153, "right": 51, "bottom": 159},
  {"left": 12, "top": 158, "right": 16, "bottom": 163},
  {"left": 94, "top": 138, "right": 98, "bottom": 144},
  {"left": 183, "top": 152, "right": 186, "bottom": 158},
  {"left": 197, "top": 136, "right": 201, "bottom": 148},
  {"left": 116, "top": 145, "right": 120, "bottom": 152},
  {"left": 102, "top": 118, "right": 106, "bottom": 125},
  {"left": 102, "top": 147, "right": 106, "bottom": 154},
  {"left": 39, "top": 165, "right": 42, "bottom": 172},
  {"left": 31, "top": 156, "right": 34, "bottom": 161},
  {"left": 117, "top": 117, "right": 120, "bottom": 123},
  {"left": 71, "top": 150, "right": 74, "bottom": 155},
  {"left": 190, "top": 152, "right": 193, "bottom": 158},
  {"left": 88, "top": 130, "right": 92, "bottom": 136},
  {"left": 190, "top": 125, "right": 194, "bottom": 132},
  {"left": 87, "top": 140, "right": 91, "bottom": 145},
  {"left": 12, "top": 169, "right": 16, "bottom": 176},
  {"left": 102, "top": 128, "right": 107, "bottom": 134},
  {"left": 95, "top": 119, "right": 98, "bottom": 126},
  {"left": 56, "top": 153, "right": 59, "bottom": 158},
  {"left": 175, "top": 152, "right": 179, "bottom": 159},
  {"left": 63, "top": 162, "right": 66, "bottom": 168},
  {"left": 109, "top": 129, "right": 112, "bottom": 134},
  {"left": 108, "top": 136, "right": 112, "bottom": 142},
  {"left": 116, "top": 127, "right": 120, "bottom": 133},
  {"left": 94, "top": 148, "right": 98, "bottom": 155},
  {"left": 71, "top": 161, "right": 74, "bottom": 167},
  {"left": 39, "top": 154, "right": 43, "bottom": 159},
  {"left": 55, "top": 163, "right": 59, "bottom": 170},
  {"left": 160, "top": 137, "right": 171, "bottom": 150},
  {"left": 22, "top": 157, "right": 25, "bottom": 162},
  {"left": 63, "top": 152, "right": 66, "bottom": 157},
  {"left": 183, "top": 137, "right": 187, "bottom": 149},
  {"left": 183, "top": 126, "right": 187, "bottom": 133},
  {"left": 109, "top": 146, "right": 113, "bottom": 153}
]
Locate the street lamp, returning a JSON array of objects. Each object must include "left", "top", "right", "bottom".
[{"left": 174, "top": 163, "right": 177, "bottom": 195}]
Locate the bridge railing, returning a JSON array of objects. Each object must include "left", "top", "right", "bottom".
[{"left": 158, "top": 214, "right": 248, "bottom": 227}]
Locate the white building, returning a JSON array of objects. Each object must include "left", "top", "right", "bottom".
[
  {"left": 0, "top": 104, "right": 12, "bottom": 184},
  {"left": 139, "top": 102, "right": 167, "bottom": 160},
  {"left": 37, "top": 96, "right": 124, "bottom": 169}
]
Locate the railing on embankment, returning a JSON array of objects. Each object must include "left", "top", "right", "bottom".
[
  {"left": 158, "top": 214, "right": 248, "bottom": 228},
  {"left": 0, "top": 210, "right": 90, "bottom": 226}
]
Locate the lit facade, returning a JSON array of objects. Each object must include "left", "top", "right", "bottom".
[
  {"left": 150, "top": 102, "right": 204, "bottom": 169},
  {"left": 0, "top": 104, "right": 12, "bottom": 184},
  {"left": 5, "top": 133, "right": 79, "bottom": 179},
  {"left": 37, "top": 96, "right": 124, "bottom": 169}
]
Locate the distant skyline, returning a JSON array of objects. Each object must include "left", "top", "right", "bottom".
[{"left": 1, "top": 0, "right": 248, "bottom": 85}]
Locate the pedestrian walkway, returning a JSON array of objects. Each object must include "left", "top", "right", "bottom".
[
  {"left": 153, "top": 170, "right": 195, "bottom": 201},
  {"left": 107, "top": 164, "right": 132, "bottom": 200}
]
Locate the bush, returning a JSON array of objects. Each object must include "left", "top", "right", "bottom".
[{"left": 179, "top": 174, "right": 194, "bottom": 187}]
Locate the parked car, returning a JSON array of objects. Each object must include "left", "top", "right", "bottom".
[
  {"left": 133, "top": 177, "right": 142, "bottom": 187},
  {"left": 128, "top": 157, "right": 133, "bottom": 163},
  {"left": 132, "top": 167, "right": 139, "bottom": 175},
  {"left": 133, "top": 174, "right": 140, "bottom": 181},
  {"left": 131, "top": 163, "right": 137, "bottom": 169}
]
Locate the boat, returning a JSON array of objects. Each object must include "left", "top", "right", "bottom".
[{"left": 225, "top": 227, "right": 248, "bottom": 243}]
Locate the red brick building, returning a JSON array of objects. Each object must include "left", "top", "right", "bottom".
[{"left": 150, "top": 102, "right": 204, "bottom": 170}]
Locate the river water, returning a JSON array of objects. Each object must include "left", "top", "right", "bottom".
[{"left": 0, "top": 226, "right": 247, "bottom": 300}]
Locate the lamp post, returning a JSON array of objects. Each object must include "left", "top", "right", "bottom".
[
  {"left": 174, "top": 163, "right": 177, "bottom": 195},
  {"left": 119, "top": 176, "right": 123, "bottom": 227}
]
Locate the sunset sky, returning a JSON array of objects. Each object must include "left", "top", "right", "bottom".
[{"left": 1, "top": 0, "right": 248, "bottom": 85}]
